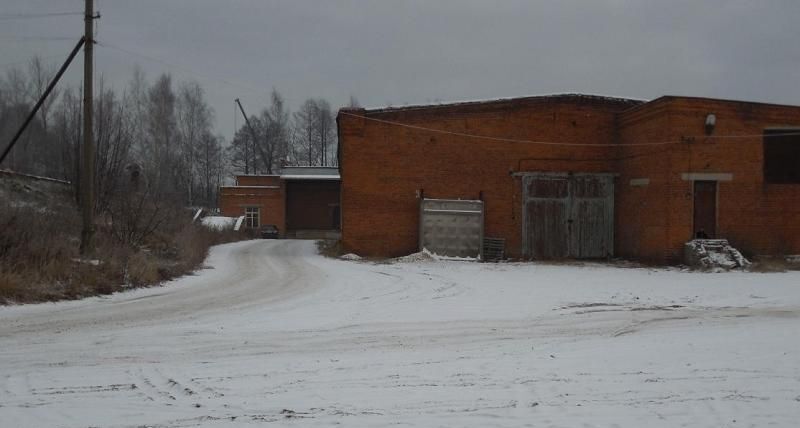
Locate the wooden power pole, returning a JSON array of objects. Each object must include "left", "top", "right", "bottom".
[{"left": 80, "top": 0, "right": 95, "bottom": 256}]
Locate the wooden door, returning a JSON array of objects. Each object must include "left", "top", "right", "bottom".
[
  {"left": 693, "top": 181, "right": 717, "bottom": 239},
  {"left": 523, "top": 174, "right": 615, "bottom": 259},
  {"left": 524, "top": 177, "right": 570, "bottom": 259},
  {"left": 570, "top": 175, "right": 614, "bottom": 258}
]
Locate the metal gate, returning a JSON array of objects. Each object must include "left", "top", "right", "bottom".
[
  {"left": 522, "top": 173, "right": 614, "bottom": 259},
  {"left": 419, "top": 198, "right": 484, "bottom": 258}
]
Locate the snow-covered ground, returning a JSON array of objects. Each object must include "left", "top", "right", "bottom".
[
  {"left": 1, "top": 240, "right": 799, "bottom": 427},
  {"left": 200, "top": 216, "right": 238, "bottom": 230}
]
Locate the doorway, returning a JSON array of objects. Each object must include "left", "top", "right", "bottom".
[
  {"left": 522, "top": 173, "right": 615, "bottom": 259},
  {"left": 692, "top": 180, "right": 717, "bottom": 239}
]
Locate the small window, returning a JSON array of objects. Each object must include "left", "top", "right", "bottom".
[
  {"left": 245, "top": 207, "right": 260, "bottom": 228},
  {"left": 764, "top": 129, "right": 800, "bottom": 183}
]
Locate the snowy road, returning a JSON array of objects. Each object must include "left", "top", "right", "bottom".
[{"left": 1, "top": 240, "right": 800, "bottom": 427}]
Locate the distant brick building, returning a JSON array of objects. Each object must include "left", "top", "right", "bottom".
[
  {"left": 337, "top": 94, "right": 800, "bottom": 263},
  {"left": 219, "top": 167, "right": 340, "bottom": 238}
]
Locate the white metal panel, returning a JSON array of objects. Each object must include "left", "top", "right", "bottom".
[{"left": 419, "top": 199, "right": 484, "bottom": 258}]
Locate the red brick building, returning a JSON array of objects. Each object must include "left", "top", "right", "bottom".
[
  {"left": 337, "top": 94, "right": 800, "bottom": 263},
  {"left": 219, "top": 167, "right": 341, "bottom": 238}
]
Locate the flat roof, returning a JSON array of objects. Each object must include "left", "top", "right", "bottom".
[
  {"left": 220, "top": 185, "right": 280, "bottom": 189},
  {"left": 348, "top": 93, "right": 645, "bottom": 115},
  {"left": 280, "top": 175, "right": 340, "bottom": 181},
  {"left": 280, "top": 166, "right": 340, "bottom": 180},
  {"left": 340, "top": 93, "right": 800, "bottom": 118}
]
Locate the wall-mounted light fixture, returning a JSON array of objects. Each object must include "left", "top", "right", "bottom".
[{"left": 705, "top": 113, "right": 716, "bottom": 135}]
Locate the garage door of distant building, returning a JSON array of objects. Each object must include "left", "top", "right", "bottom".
[
  {"left": 522, "top": 173, "right": 614, "bottom": 259},
  {"left": 286, "top": 180, "right": 341, "bottom": 231}
]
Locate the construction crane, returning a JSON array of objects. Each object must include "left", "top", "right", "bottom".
[{"left": 235, "top": 98, "right": 274, "bottom": 175}]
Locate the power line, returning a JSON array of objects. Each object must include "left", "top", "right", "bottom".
[
  {"left": 91, "top": 39, "right": 800, "bottom": 148},
  {"left": 338, "top": 111, "right": 800, "bottom": 147},
  {"left": 0, "top": 12, "right": 83, "bottom": 21},
  {"left": 0, "top": 36, "right": 77, "bottom": 42}
]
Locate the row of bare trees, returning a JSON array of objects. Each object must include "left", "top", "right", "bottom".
[
  {"left": 0, "top": 60, "right": 225, "bottom": 211},
  {"left": 0, "top": 58, "right": 65, "bottom": 180},
  {"left": 228, "top": 93, "right": 354, "bottom": 175},
  {"left": 1, "top": 56, "right": 354, "bottom": 213}
]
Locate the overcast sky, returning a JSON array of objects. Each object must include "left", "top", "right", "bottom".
[{"left": 2, "top": 0, "right": 799, "bottom": 139}]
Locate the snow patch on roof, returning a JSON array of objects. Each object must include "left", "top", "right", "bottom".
[
  {"left": 280, "top": 166, "right": 340, "bottom": 180},
  {"left": 221, "top": 185, "right": 280, "bottom": 189},
  {"left": 280, "top": 175, "right": 340, "bottom": 181},
  {"left": 360, "top": 93, "right": 648, "bottom": 113}
]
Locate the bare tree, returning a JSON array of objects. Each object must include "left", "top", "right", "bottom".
[
  {"left": 227, "top": 89, "right": 291, "bottom": 175},
  {"left": 27, "top": 57, "right": 60, "bottom": 133},
  {"left": 53, "top": 87, "right": 82, "bottom": 193},
  {"left": 292, "top": 99, "right": 318, "bottom": 166},
  {"left": 197, "top": 132, "right": 222, "bottom": 206},
  {"left": 316, "top": 99, "right": 336, "bottom": 166},
  {"left": 291, "top": 98, "right": 336, "bottom": 166},
  {"left": 107, "top": 175, "right": 178, "bottom": 248},
  {"left": 126, "top": 67, "right": 149, "bottom": 164},
  {"left": 0, "top": 60, "right": 63, "bottom": 177},
  {"left": 227, "top": 127, "right": 254, "bottom": 175},
  {"left": 94, "top": 79, "right": 134, "bottom": 213},
  {"left": 176, "top": 80, "right": 213, "bottom": 205},
  {"left": 144, "top": 74, "right": 177, "bottom": 196},
  {"left": 0, "top": 66, "right": 31, "bottom": 171},
  {"left": 256, "top": 89, "right": 291, "bottom": 173}
]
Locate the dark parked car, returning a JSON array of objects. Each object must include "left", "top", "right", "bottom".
[{"left": 260, "top": 225, "right": 279, "bottom": 239}]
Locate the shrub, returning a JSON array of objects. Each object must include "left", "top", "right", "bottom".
[{"left": 0, "top": 200, "right": 245, "bottom": 304}]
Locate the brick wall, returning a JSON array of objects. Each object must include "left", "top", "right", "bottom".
[
  {"left": 340, "top": 95, "right": 800, "bottom": 263},
  {"left": 219, "top": 177, "right": 285, "bottom": 235},
  {"left": 338, "top": 96, "right": 639, "bottom": 258},
  {"left": 236, "top": 175, "right": 282, "bottom": 187},
  {"left": 615, "top": 99, "right": 676, "bottom": 262},
  {"left": 637, "top": 98, "right": 800, "bottom": 260}
]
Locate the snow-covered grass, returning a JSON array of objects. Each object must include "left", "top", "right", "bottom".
[
  {"left": 1, "top": 240, "right": 799, "bottom": 427},
  {"left": 200, "top": 215, "right": 238, "bottom": 230}
]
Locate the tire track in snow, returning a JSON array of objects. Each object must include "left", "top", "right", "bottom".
[
  {"left": 0, "top": 240, "right": 325, "bottom": 338},
  {"left": 132, "top": 367, "right": 179, "bottom": 405}
]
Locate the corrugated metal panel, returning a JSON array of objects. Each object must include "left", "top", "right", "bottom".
[
  {"left": 419, "top": 199, "right": 484, "bottom": 258},
  {"left": 522, "top": 173, "right": 614, "bottom": 259}
]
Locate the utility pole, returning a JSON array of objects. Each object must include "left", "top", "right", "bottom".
[{"left": 80, "top": 0, "right": 95, "bottom": 256}]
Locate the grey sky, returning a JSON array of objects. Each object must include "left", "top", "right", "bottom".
[{"left": 2, "top": 0, "right": 799, "bottom": 140}]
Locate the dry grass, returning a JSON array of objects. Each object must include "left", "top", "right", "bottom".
[
  {"left": 749, "top": 256, "right": 800, "bottom": 273},
  {"left": 125, "top": 251, "right": 161, "bottom": 286},
  {"left": 0, "top": 204, "right": 80, "bottom": 302},
  {"left": 0, "top": 203, "right": 245, "bottom": 305},
  {"left": 316, "top": 239, "right": 344, "bottom": 258}
]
